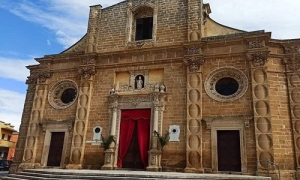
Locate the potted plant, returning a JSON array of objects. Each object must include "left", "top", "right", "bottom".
[
  {"left": 153, "top": 130, "right": 170, "bottom": 153},
  {"left": 101, "top": 134, "right": 116, "bottom": 151}
]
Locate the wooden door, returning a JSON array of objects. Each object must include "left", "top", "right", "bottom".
[
  {"left": 217, "top": 130, "right": 241, "bottom": 172},
  {"left": 47, "top": 132, "right": 65, "bottom": 166},
  {"left": 122, "top": 122, "right": 144, "bottom": 169}
]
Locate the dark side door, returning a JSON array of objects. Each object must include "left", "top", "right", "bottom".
[
  {"left": 47, "top": 132, "right": 65, "bottom": 166},
  {"left": 217, "top": 130, "right": 241, "bottom": 172}
]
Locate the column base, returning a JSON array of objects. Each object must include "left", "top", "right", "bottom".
[
  {"left": 147, "top": 149, "right": 162, "bottom": 172},
  {"left": 66, "top": 164, "right": 83, "bottom": 169},
  {"left": 101, "top": 148, "right": 116, "bottom": 170},
  {"left": 184, "top": 167, "right": 204, "bottom": 173}
]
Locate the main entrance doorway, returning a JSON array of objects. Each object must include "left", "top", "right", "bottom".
[
  {"left": 117, "top": 109, "right": 151, "bottom": 169},
  {"left": 47, "top": 132, "right": 65, "bottom": 166},
  {"left": 217, "top": 130, "right": 241, "bottom": 172}
]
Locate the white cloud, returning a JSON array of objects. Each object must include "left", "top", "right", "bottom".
[
  {"left": 1, "top": 0, "right": 122, "bottom": 48},
  {"left": 205, "top": 0, "right": 300, "bottom": 39},
  {"left": 0, "top": 88, "right": 26, "bottom": 130},
  {"left": 0, "top": 56, "right": 36, "bottom": 81}
]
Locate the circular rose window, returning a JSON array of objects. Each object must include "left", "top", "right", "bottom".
[
  {"left": 204, "top": 67, "right": 248, "bottom": 102},
  {"left": 48, "top": 80, "right": 78, "bottom": 109}
]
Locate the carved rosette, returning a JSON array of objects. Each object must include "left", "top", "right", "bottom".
[
  {"left": 78, "top": 66, "right": 96, "bottom": 80},
  {"left": 183, "top": 57, "right": 205, "bottom": 73},
  {"left": 246, "top": 51, "right": 269, "bottom": 67},
  {"left": 249, "top": 40, "right": 265, "bottom": 49}
]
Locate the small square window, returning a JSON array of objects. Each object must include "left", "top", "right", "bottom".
[
  {"left": 1, "top": 134, "right": 5, "bottom": 139},
  {"left": 7, "top": 135, "right": 11, "bottom": 141},
  {"left": 135, "top": 17, "right": 153, "bottom": 41}
]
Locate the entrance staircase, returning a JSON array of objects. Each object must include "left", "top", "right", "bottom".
[{"left": 1, "top": 169, "right": 271, "bottom": 180}]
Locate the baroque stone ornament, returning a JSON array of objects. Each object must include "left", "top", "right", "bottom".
[
  {"left": 26, "top": 71, "right": 52, "bottom": 84},
  {"left": 187, "top": 47, "right": 202, "bottom": 55},
  {"left": 78, "top": 66, "right": 96, "bottom": 80},
  {"left": 204, "top": 67, "right": 249, "bottom": 102},
  {"left": 246, "top": 51, "right": 269, "bottom": 67},
  {"left": 282, "top": 54, "right": 300, "bottom": 72},
  {"left": 284, "top": 46, "right": 300, "bottom": 54},
  {"left": 81, "top": 58, "right": 95, "bottom": 65},
  {"left": 48, "top": 80, "right": 78, "bottom": 109},
  {"left": 249, "top": 40, "right": 265, "bottom": 49},
  {"left": 183, "top": 57, "right": 205, "bottom": 73}
]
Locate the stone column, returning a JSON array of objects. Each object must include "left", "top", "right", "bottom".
[
  {"left": 188, "top": 0, "right": 202, "bottom": 41},
  {"left": 18, "top": 65, "right": 52, "bottom": 170},
  {"left": 246, "top": 40, "right": 275, "bottom": 176},
  {"left": 102, "top": 93, "right": 119, "bottom": 170},
  {"left": 9, "top": 67, "right": 51, "bottom": 173},
  {"left": 183, "top": 46, "right": 205, "bottom": 173},
  {"left": 282, "top": 45, "right": 300, "bottom": 177},
  {"left": 66, "top": 61, "right": 95, "bottom": 169},
  {"left": 147, "top": 92, "right": 165, "bottom": 172}
]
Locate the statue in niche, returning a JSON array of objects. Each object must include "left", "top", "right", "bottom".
[{"left": 135, "top": 75, "right": 144, "bottom": 90}]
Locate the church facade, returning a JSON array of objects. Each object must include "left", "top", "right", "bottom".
[{"left": 11, "top": 0, "right": 300, "bottom": 179}]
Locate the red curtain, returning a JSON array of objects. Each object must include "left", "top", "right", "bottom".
[
  {"left": 117, "top": 109, "right": 151, "bottom": 168},
  {"left": 137, "top": 118, "right": 150, "bottom": 167},
  {"left": 117, "top": 118, "right": 135, "bottom": 167}
]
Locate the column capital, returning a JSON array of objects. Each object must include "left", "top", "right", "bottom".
[
  {"left": 183, "top": 56, "right": 205, "bottom": 73},
  {"left": 78, "top": 65, "right": 96, "bottom": 80},
  {"left": 246, "top": 51, "right": 270, "bottom": 68}
]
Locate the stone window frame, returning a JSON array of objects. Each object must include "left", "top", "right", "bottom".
[
  {"left": 204, "top": 67, "right": 249, "bottom": 102},
  {"left": 48, "top": 80, "right": 79, "bottom": 109},
  {"left": 126, "top": 2, "right": 158, "bottom": 46}
]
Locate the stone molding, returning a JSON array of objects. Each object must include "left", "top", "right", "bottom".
[
  {"left": 48, "top": 80, "right": 79, "bottom": 109},
  {"left": 39, "top": 118, "right": 74, "bottom": 132},
  {"left": 202, "top": 115, "right": 253, "bottom": 129},
  {"left": 204, "top": 67, "right": 249, "bottom": 102}
]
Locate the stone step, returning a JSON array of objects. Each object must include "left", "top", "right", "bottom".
[{"left": 1, "top": 169, "right": 271, "bottom": 180}]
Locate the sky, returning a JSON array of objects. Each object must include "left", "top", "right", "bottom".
[{"left": 0, "top": 0, "right": 299, "bottom": 131}]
